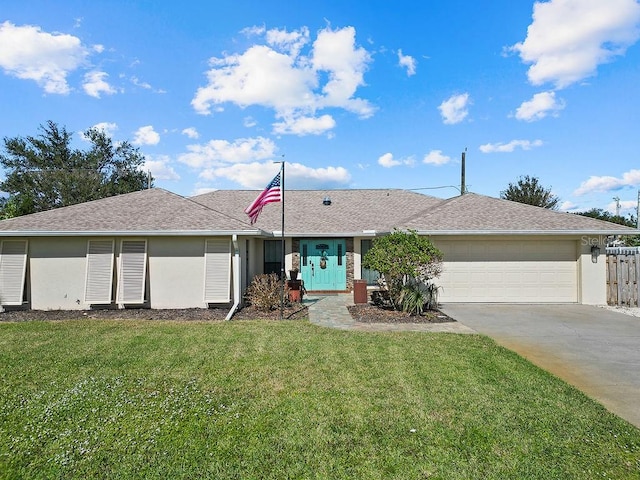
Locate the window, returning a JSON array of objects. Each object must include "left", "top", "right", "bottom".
[
  {"left": 264, "top": 240, "right": 282, "bottom": 276},
  {"left": 84, "top": 240, "right": 115, "bottom": 304},
  {"left": 0, "top": 240, "right": 28, "bottom": 306},
  {"left": 117, "top": 240, "right": 147, "bottom": 304},
  {"left": 204, "top": 239, "right": 231, "bottom": 303},
  {"left": 361, "top": 239, "right": 380, "bottom": 286}
]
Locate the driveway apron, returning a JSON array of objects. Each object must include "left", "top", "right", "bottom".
[{"left": 440, "top": 303, "right": 640, "bottom": 429}]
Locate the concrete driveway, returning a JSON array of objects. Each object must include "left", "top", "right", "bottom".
[{"left": 439, "top": 304, "right": 640, "bottom": 429}]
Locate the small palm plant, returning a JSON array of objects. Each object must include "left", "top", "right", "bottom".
[{"left": 398, "top": 278, "right": 440, "bottom": 315}]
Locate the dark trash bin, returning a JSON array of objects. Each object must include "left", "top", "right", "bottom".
[{"left": 353, "top": 279, "right": 368, "bottom": 304}]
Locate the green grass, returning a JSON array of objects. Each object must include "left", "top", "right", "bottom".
[{"left": 1, "top": 319, "right": 639, "bottom": 479}]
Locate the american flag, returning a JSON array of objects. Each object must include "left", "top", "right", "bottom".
[{"left": 244, "top": 172, "right": 282, "bottom": 225}]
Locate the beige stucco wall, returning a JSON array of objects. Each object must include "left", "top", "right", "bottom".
[
  {"left": 147, "top": 237, "right": 209, "bottom": 309},
  {"left": 578, "top": 235, "right": 607, "bottom": 305},
  {"left": 29, "top": 237, "right": 88, "bottom": 310},
  {"left": 27, "top": 236, "right": 237, "bottom": 311}
]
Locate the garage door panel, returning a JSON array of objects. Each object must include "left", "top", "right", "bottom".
[{"left": 438, "top": 240, "right": 577, "bottom": 303}]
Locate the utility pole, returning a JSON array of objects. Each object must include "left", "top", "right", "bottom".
[
  {"left": 613, "top": 196, "right": 620, "bottom": 217},
  {"left": 637, "top": 190, "right": 639, "bottom": 229},
  {"left": 460, "top": 148, "right": 467, "bottom": 195}
]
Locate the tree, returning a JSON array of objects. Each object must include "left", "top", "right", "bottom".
[
  {"left": 0, "top": 121, "right": 152, "bottom": 218},
  {"left": 576, "top": 208, "right": 634, "bottom": 227},
  {"left": 576, "top": 208, "right": 640, "bottom": 246},
  {"left": 500, "top": 175, "right": 560, "bottom": 210},
  {"left": 363, "top": 229, "right": 443, "bottom": 313}
]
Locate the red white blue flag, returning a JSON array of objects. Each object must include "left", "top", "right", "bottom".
[{"left": 244, "top": 172, "right": 282, "bottom": 225}]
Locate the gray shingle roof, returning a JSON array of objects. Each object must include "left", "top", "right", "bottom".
[
  {"left": 192, "top": 189, "right": 636, "bottom": 235},
  {"left": 0, "top": 188, "right": 258, "bottom": 235},
  {"left": 403, "top": 193, "right": 637, "bottom": 234},
  {"left": 0, "top": 188, "right": 635, "bottom": 237},
  {"left": 191, "top": 189, "right": 443, "bottom": 234}
]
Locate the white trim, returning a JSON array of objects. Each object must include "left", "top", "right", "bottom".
[
  {"left": 204, "top": 238, "right": 231, "bottom": 303},
  {"left": 117, "top": 239, "right": 147, "bottom": 304},
  {"left": 0, "top": 229, "right": 263, "bottom": 237},
  {"left": 0, "top": 240, "right": 28, "bottom": 306},
  {"left": 84, "top": 239, "right": 115, "bottom": 304}
]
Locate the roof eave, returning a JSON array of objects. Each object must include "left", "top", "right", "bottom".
[
  {"left": 270, "top": 230, "right": 390, "bottom": 237},
  {"left": 0, "top": 229, "right": 265, "bottom": 237},
  {"left": 412, "top": 229, "right": 639, "bottom": 236}
]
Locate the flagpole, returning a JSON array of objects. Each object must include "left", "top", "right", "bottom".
[{"left": 279, "top": 161, "right": 285, "bottom": 320}]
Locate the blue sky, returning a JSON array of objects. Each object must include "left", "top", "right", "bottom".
[{"left": 1, "top": 0, "right": 640, "bottom": 216}]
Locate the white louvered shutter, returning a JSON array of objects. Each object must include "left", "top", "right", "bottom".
[
  {"left": 84, "top": 240, "right": 114, "bottom": 304},
  {"left": 0, "top": 240, "right": 28, "bottom": 306},
  {"left": 117, "top": 240, "right": 147, "bottom": 304},
  {"left": 204, "top": 239, "right": 231, "bottom": 303}
]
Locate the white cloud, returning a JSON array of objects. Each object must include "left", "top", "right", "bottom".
[
  {"left": 509, "top": 0, "right": 640, "bottom": 88},
  {"left": 618, "top": 200, "right": 639, "bottom": 213},
  {"left": 311, "top": 26, "right": 373, "bottom": 115},
  {"left": 83, "top": 71, "right": 117, "bottom": 98},
  {"left": 574, "top": 169, "right": 640, "bottom": 195},
  {"left": 192, "top": 25, "right": 374, "bottom": 135},
  {"left": 479, "top": 139, "right": 543, "bottom": 153},
  {"left": 131, "top": 76, "right": 152, "bottom": 89},
  {"left": 515, "top": 91, "right": 565, "bottom": 121},
  {"left": 397, "top": 49, "right": 416, "bottom": 76},
  {"left": 200, "top": 161, "right": 351, "bottom": 189},
  {"left": 142, "top": 155, "right": 180, "bottom": 181},
  {"left": 559, "top": 201, "right": 580, "bottom": 212},
  {"left": 91, "top": 122, "right": 118, "bottom": 136},
  {"left": 192, "top": 186, "right": 218, "bottom": 196},
  {"left": 272, "top": 114, "right": 336, "bottom": 135},
  {"left": 192, "top": 44, "right": 316, "bottom": 113},
  {"left": 181, "top": 127, "right": 199, "bottom": 139},
  {"left": 133, "top": 125, "right": 160, "bottom": 146},
  {"left": 423, "top": 150, "right": 451, "bottom": 166},
  {"left": 265, "top": 26, "right": 309, "bottom": 57},
  {"left": 438, "top": 93, "right": 471, "bottom": 124},
  {"left": 377, "top": 153, "right": 415, "bottom": 168},
  {"left": 78, "top": 122, "right": 118, "bottom": 141},
  {"left": 0, "top": 21, "right": 88, "bottom": 94},
  {"left": 378, "top": 153, "right": 400, "bottom": 168},
  {"left": 178, "top": 136, "right": 277, "bottom": 169}
]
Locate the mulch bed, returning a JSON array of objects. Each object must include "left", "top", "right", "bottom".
[
  {"left": 347, "top": 303, "right": 455, "bottom": 324},
  {"left": 0, "top": 302, "right": 453, "bottom": 324},
  {"left": 0, "top": 304, "right": 309, "bottom": 322}
]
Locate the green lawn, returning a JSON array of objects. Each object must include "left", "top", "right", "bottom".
[{"left": 1, "top": 319, "right": 639, "bottom": 479}]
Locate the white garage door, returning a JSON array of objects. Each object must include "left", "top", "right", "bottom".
[{"left": 437, "top": 239, "right": 578, "bottom": 303}]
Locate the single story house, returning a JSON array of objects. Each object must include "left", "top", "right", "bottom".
[{"left": 0, "top": 187, "right": 635, "bottom": 315}]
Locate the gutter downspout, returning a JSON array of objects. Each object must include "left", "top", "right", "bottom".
[{"left": 225, "top": 234, "right": 241, "bottom": 320}]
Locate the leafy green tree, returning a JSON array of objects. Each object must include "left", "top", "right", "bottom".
[
  {"left": 0, "top": 121, "right": 152, "bottom": 218},
  {"left": 500, "top": 175, "right": 560, "bottom": 210},
  {"left": 576, "top": 208, "right": 634, "bottom": 227},
  {"left": 576, "top": 208, "right": 640, "bottom": 246},
  {"left": 363, "top": 229, "right": 443, "bottom": 312}
]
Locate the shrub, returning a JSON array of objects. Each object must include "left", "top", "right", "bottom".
[
  {"left": 398, "top": 279, "right": 440, "bottom": 315},
  {"left": 245, "top": 274, "right": 287, "bottom": 312},
  {"left": 363, "top": 230, "right": 443, "bottom": 311}
]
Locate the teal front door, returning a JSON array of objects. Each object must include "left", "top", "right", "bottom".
[{"left": 300, "top": 239, "right": 347, "bottom": 291}]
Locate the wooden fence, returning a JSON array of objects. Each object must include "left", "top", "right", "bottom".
[{"left": 606, "top": 247, "right": 640, "bottom": 306}]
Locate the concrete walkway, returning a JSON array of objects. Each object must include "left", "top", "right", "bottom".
[{"left": 305, "top": 294, "right": 475, "bottom": 333}]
